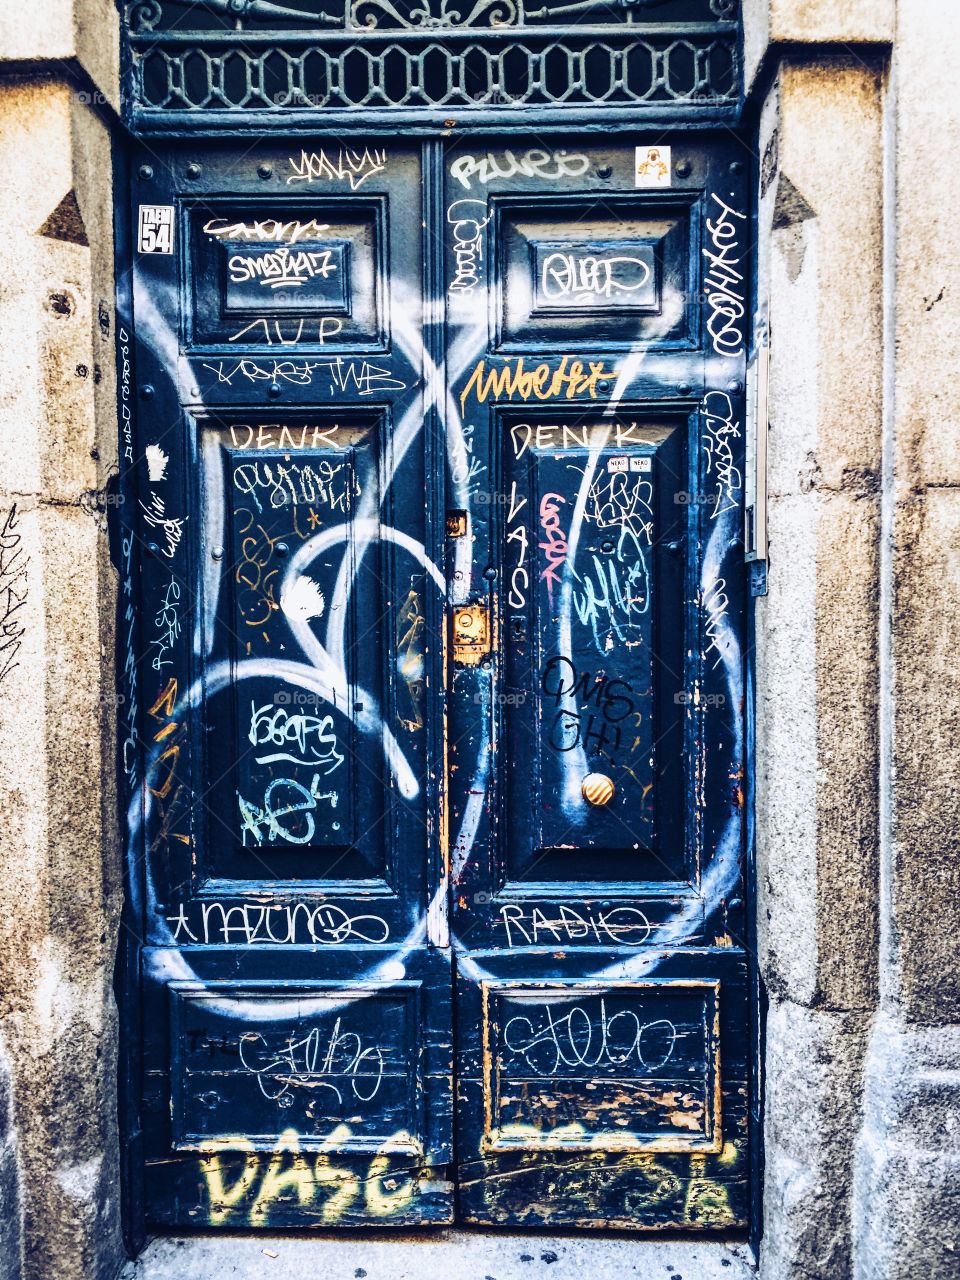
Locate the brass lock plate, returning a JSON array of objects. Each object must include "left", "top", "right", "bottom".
[{"left": 452, "top": 603, "right": 489, "bottom": 666}]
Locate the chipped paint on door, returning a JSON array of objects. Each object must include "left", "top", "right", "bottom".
[{"left": 118, "top": 133, "right": 753, "bottom": 1233}]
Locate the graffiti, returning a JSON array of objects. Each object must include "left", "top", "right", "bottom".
[
  {"left": 248, "top": 700, "right": 343, "bottom": 772},
  {"left": 459, "top": 355, "right": 618, "bottom": 413},
  {"left": 702, "top": 576, "right": 730, "bottom": 671},
  {"left": 287, "top": 147, "right": 387, "bottom": 190},
  {"left": 448, "top": 419, "right": 484, "bottom": 487},
  {"left": 449, "top": 148, "right": 590, "bottom": 191},
  {"left": 150, "top": 576, "right": 181, "bottom": 672},
  {"left": 228, "top": 423, "right": 344, "bottom": 451},
  {"left": 239, "top": 1020, "right": 386, "bottom": 1104},
  {"left": 509, "top": 418, "right": 644, "bottom": 459},
  {"left": 498, "top": 903, "right": 652, "bottom": 947},
  {"left": 147, "top": 678, "right": 181, "bottom": 800},
  {"left": 147, "top": 677, "right": 191, "bottom": 858},
  {"left": 118, "top": 323, "right": 134, "bottom": 464},
  {"left": 227, "top": 246, "right": 340, "bottom": 290},
  {"left": 585, "top": 470, "right": 653, "bottom": 537},
  {"left": 502, "top": 999, "right": 677, "bottom": 1077},
  {"left": 280, "top": 574, "right": 327, "bottom": 623},
  {"left": 140, "top": 491, "right": 186, "bottom": 560},
  {"left": 167, "top": 900, "right": 390, "bottom": 946},
  {"left": 233, "top": 459, "right": 359, "bottom": 514},
  {"left": 238, "top": 774, "right": 339, "bottom": 847},
  {"left": 540, "top": 655, "right": 636, "bottom": 754},
  {"left": 145, "top": 443, "right": 169, "bottom": 481},
  {"left": 702, "top": 390, "right": 742, "bottom": 519},
  {"left": 571, "top": 524, "right": 650, "bottom": 653},
  {"left": 396, "top": 587, "right": 425, "bottom": 732},
  {"left": 123, "top": 138, "right": 748, "bottom": 1231},
  {"left": 702, "top": 193, "right": 746, "bottom": 358},
  {"left": 229, "top": 317, "right": 345, "bottom": 345},
  {"left": 120, "top": 537, "right": 139, "bottom": 777},
  {"left": 538, "top": 492, "right": 568, "bottom": 605},
  {"left": 200, "top": 1128, "right": 417, "bottom": 1225},
  {"left": 203, "top": 357, "right": 407, "bottom": 395},
  {"left": 506, "top": 480, "right": 529, "bottom": 609},
  {"left": 540, "top": 252, "right": 652, "bottom": 304},
  {"left": 447, "top": 198, "right": 492, "bottom": 296},
  {"left": 204, "top": 217, "right": 332, "bottom": 245},
  {"left": 234, "top": 513, "right": 282, "bottom": 629},
  {"left": 0, "top": 504, "right": 28, "bottom": 687}
]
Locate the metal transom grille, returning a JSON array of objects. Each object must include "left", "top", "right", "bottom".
[{"left": 123, "top": 0, "right": 741, "bottom": 130}]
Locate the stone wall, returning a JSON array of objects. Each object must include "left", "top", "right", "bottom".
[
  {"left": 0, "top": 7, "right": 124, "bottom": 1279},
  {"left": 745, "top": 1, "right": 960, "bottom": 1277}
]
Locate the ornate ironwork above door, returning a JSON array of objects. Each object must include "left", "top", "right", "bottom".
[{"left": 121, "top": 0, "right": 741, "bottom": 131}]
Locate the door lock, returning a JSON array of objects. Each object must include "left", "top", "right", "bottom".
[{"left": 452, "top": 602, "right": 489, "bottom": 666}]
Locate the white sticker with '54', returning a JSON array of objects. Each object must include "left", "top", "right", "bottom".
[{"left": 138, "top": 205, "right": 175, "bottom": 255}]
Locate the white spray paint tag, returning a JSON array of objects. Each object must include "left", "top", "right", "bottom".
[
  {"left": 138, "top": 205, "right": 175, "bottom": 254},
  {"left": 635, "top": 145, "right": 671, "bottom": 188}
]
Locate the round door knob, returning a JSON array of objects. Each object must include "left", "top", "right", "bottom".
[{"left": 582, "top": 773, "right": 615, "bottom": 806}]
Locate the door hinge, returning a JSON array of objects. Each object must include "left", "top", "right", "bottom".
[
  {"left": 452, "top": 602, "right": 490, "bottom": 665},
  {"left": 745, "top": 315, "right": 769, "bottom": 597}
]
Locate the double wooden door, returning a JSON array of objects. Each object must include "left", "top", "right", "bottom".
[{"left": 122, "top": 132, "right": 753, "bottom": 1231}]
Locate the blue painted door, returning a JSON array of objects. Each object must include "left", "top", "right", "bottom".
[
  {"left": 122, "top": 134, "right": 752, "bottom": 1232},
  {"left": 443, "top": 138, "right": 752, "bottom": 1228}
]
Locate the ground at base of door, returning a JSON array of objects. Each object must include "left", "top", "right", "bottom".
[{"left": 121, "top": 1233, "right": 755, "bottom": 1280}]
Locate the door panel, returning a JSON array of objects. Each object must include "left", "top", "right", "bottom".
[
  {"left": 123, "top": 132, "right": 752, "bottom": 1234},
  {"left": 444, "top": 137, "right": 750, "bottom": 1228},
  {"left": 455, "top": 950, "right": 749, "bottom": 1228},
  {"left": 129, "top": 141, "right": 453, "bottom": 1229},
  {"left": 499, "top": 412, "right": 685, "bottom": 885}
]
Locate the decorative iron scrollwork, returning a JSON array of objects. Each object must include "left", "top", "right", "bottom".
[
  {"left": 525, "top": 0, "right": 670, "bottom": 17},
  {"left": 351, "top": 0, "right": 517, "bottom": 29},
  {"left": 128, "top": 0, "right": 163, "bottom": 32},
  {"left": 123, "top": 0, "right": 741, "bottom": 123},
  {"left": 127, "top": 0, "right": 338, "bottom": 30}
]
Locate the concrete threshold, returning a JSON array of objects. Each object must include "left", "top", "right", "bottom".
[{"left": 122, "top": 1232, "right": 755, "bottom": 1280}]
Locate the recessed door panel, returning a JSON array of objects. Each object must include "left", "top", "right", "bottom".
[
  {"left": 201, "top": 414, "right": 387, "bottom": 885},
  {"left": 500, "top": 413, "right": 685, "bottom": 887},
  {"left": 495, "top": 195, "right": 698, "bottom": 349},
  {"left": 188, "top": 199, "right": 385, "bottom": 349}
]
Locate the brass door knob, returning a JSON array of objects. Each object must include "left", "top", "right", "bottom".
[{"left": 582, "top": 773, "right": 615, "bottom": 806}]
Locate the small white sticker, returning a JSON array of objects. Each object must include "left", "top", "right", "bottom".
[
  {"left": 630, "top": 456, "right": 652, "bottom": 472},
  {"left": 138, "top": 205, "right": 175, "bottom": 255},
  {"left": 635, "top": 145, "right": 671, "bottom": 188},
  {"left": 608, "top": 456, "right": 629, "bottom": 473}
]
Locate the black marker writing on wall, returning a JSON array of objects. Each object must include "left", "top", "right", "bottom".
[{"left": 0, "top": 504, "right": 28, "bottom": 686}]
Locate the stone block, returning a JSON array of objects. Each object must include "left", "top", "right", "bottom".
[
  {"left": 890, "top": 487, "right": 960, "bottom": 1023},
  {"left": 854, "top": 1019, "right": 960, "bottom": 1279},
  {"left": 763, "top": 60, "right": 885, "bottom": 499},
  {"left": 893, "top": 0, "right": 960, "bottom": 489},
  {"left": 743, "top": 0, "right": 895, "bottom": 92},
  {"left": 757, "top": 487, "right": 880, "bottom": 1011},
  {"left": 760, "top": 1000, "right": 872, "bottom": 1280},
  {"left": 0, "top": 0, "right": 119, "bottom": 114}
]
